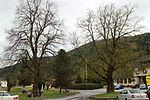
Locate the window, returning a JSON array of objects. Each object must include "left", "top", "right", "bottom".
[
  {"left": 120, "top": 79, "right": 123, "bottom": 84},
  {"left": 3, "top": 93, "right": 8, "bottom": 96},
  {"left": 129, "top": 89, "right": 139, "bottom": 94},
  {"left": 117, "top": 79, "right": 119, "bottom": 84},
  {"left": 0, "top": 92, "right": 4, "bottom": 96},
  {"left": 124, "top": 79, "right": 127, "bottom": 83},
  {"left": 143, "top": 70, "right": 147, "bottom": 74},
  {"left": 128, "top": 78, "right": 131, "bottom": 83},
  {"left": 5, "top": 92, "right": 13, "bottom": 96},
  {"left": 121, "top": 90, "right": 128, "bottom": 94}
]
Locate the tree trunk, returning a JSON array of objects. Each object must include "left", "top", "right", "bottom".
[
  {"left": 59, "top": 87, "right": 62, "bottom": 94},
  {"left": 32, "top": 59, "right": 41, "bottom": 97},
  {"left": 106, "top": 66, "right": 114, "bottom": 93},
  {"left": 7, "top": 87, "right": 12, "bottom": 92},
  {"left": 46, "top": 84, "right": 50, "bottom": 90},
  {"left": 33, "top": 80, "right": 39, "bottom": 97}
]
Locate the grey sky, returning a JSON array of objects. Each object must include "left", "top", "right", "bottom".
[{"left": 0, "top": 0, "right": 150, "bottom": 54}]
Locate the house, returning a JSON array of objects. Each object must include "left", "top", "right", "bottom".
[
  {"left": 113, "top": 67, "right": 136, "bottom": 87},
  {"left": 114, "top": 67, "right": 150, "bottom": 87},
  {"left": 114, "top": 78, "right": 136, "bottom": 87},
  {"left": 133, "top": 67, "right": 150, "bottom": 86},
  {"left": 0, "top": 78, "right": 7, "bottom": 87}
]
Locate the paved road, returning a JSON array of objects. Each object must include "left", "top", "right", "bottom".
[{"left": 44, "top": 88, "right": 106, "bottom": 100}]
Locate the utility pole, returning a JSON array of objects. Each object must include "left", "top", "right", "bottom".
[{"left": 85, "top": 57, "right": 88, "bottom": 82}]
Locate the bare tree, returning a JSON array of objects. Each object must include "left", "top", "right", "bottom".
[
  {"left": 5, "top": 0, "right": 64, "bottom": 96},
  {"left": 78, "top": 4, "right": 143, "bottom": 92},
  {"left": 70, "top": 32, "right": 81, "bottom": 49},
  {"left": 69, "top": 32, "right": 92, "bottom": 83}
]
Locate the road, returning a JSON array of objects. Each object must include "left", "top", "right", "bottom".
[{"left": 44, "top": 88, "right": 106, "bottom": 100}]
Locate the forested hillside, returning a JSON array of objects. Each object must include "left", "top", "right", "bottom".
[{"left": 1, "top": 33, "right": 150, "bottom": 83}]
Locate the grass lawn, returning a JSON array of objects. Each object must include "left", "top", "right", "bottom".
[
  {"left": 94, "top": 92, "right": 119, "bottom": 98},
  {"left": 0, "top": 87, "right": 78, "bottom": 100}
]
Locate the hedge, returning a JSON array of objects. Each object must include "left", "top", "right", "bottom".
[{"left": 68, "top": 83, "right": 103, "bottom": 90}]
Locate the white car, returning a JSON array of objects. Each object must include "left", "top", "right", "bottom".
[
  {"left": 0, "top": 91, "right": 19, "bottom": 100},
  {"left": 117, "top": 89, "right": 149, "bottom": 100},
  {"left": 139, "top": 84, "right": 147, "bottom": 89}
]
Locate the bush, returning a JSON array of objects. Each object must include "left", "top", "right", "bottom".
[{"left": 68, "top": 83, "right": 103, "bottom": 90}]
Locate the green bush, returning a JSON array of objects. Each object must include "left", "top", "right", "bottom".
[{"left": 68, "top": 83, "right": 103, "bottom": 90}]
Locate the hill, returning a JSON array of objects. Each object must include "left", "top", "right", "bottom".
[
  {"left": 68, "top": 32, "right": 150, "bottom": 80},
  {"left": 1, "top": 33, "right": 150, "bottom": 81}
]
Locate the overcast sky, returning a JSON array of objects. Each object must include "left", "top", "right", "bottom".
[{"left": 0, "top": 0, "right": 150, "bottom": 54}]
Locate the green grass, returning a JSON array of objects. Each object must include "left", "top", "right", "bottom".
[
  {"left": 94, "top": 92, "right": 119, "bottom": 98},
  {"left": 43, "top": 89, "right": 77, "bottom": 98},
  {"left": 0, "top": 87, "right": 78, "bottom": 100}
]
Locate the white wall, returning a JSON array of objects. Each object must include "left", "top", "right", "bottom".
[{"left": 0, "top": 81, "right": 7, "bottom": 87}]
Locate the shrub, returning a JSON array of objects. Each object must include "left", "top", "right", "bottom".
[{"left": 68, "top": 83, "right": 103, "bottom": 90}]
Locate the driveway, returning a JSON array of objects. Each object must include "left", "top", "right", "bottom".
[{"left": 44, "top": 88, "right": 106, "bottom": 100}]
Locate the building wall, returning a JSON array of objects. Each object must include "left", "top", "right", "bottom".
[
  {"left": 114, "top": 78, "right": 136, "bottom": 86},
  {"left": 134, "top": 68, "right": 150, "bottom": 85},
  {"left": 114, "top": 68, "right": 150, "bottom": 86},
  {"left": 0, "top": 81, "right": 7, "bottom": 87}
]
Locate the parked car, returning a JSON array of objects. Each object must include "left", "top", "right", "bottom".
[
  {"left": 131, "top": 84, "right": 139, "bottom": 88},
  {"left": 114, "top": 85, "right": 124, "bottom": 90},
  {"left": 139, "top": 84, "right": 147, "bottom": 89},
  {"left": 117, "top": 89, "right": 149, "bottom": 100},
  {"left": 0, "top": 91, "right": 19, "bottom": 100},
  {"left": 21, "top": 88, "right": 28, "bottom": 94}
]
